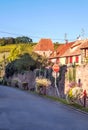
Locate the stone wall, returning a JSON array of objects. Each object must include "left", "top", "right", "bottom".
[
  {"left": 76, "top": 64, "right": 88, "bottom": 92},
  {"left": 6, "top": 67, "right": 67, "bottom": 98},
  {"left": 7, "top": 71, "right": 36, "bottom": 90},
  {"left": 65, "top": 64, "right": 88, "bottom": 93},
  {"left": 46, "top": 65, "right": 67, "bottom": 98},
  {"left": 58, "top": 65, "right": 67, "bottom": 98}
]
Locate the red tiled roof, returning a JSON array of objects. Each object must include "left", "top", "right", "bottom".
[
  {"left": 56, "top": 44, "right": 65, "bottom": 54},
  {"left": 33, "top": 39, "right": 54, "bottom": 51},
  {"left": 80, "top": 40, "right": 88, "bottom": 49},
  {"left": 61, "top": 40, "right": 83, "bottom": 57},
  {"left": 62, "top": 47, "right": 80, "bottom": 57},
  {"left": 49, "top": 39, "right": 88, "bottom": 59},
  {"left": 71, "top": 40, "right": 82, "bottom": 48},
  {"left": 49, "top": 41, "right": 75, "bottom": 59},
  {"left": 57, "top": 42, "right": 75, "bottom": 57},
  {"left": 49, "top": 44, "right": 64, "bottom": 58}
]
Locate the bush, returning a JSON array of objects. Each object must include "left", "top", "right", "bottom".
[
  {"left": 2, "top": 78, "right": 7, "bottom": 85},
  {"left": 36, "top": 77, "right": 51, "bottom": 95},
  {"left": 0, "top": 78, "right": 3, "bottom": 84},
  {"left": 36, "top": 77, "right": 51, "bottom": 87},
  {"left": 66, "top": 86, "right": 83, "bottom": 104}
]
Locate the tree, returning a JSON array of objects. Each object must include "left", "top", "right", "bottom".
[
  {"left": 0, "top": 38, "right": 6, "bottom": 46},
  {"left": 7, "top": 37, "right": 15, "bottom": 44},
  {"left": 0, "top": 37, "right": 15, "bottom": 45},
  {"left": 68, "top": 69, "right": 73, "bottom": 82},
  {"left": 15, "top": 36, "right": 32, "bottom": 43},
  {"left": 72, "top": 63, "right": 76, "bottom": 82},
  {"left": 8, "top": 45, "right": 22, "bottom": 62},
  {"left": 5, "top": 61, "right": 17, "bottom": 78},
  {"left": 5, "top": 53, "right": 37, "bottom": 77}
]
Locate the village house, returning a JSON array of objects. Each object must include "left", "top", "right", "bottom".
[
  {"left": 49, "top": 39, "right": 88, "bottom": 65},
  {"left": 49, "top": 41, "right": 74, "bottom": 64},
  {"left": 60, "top": 40, "right": 83, "bottom": 65},
  {"left": 33, "top": 38, "right": 54, "bottom": 57},
  {"left": 33, "top": 38, "right": 88, "bottom": 65},
  {"left": 80, "top": 40, "right": 88, "bottom": 63},
  {"left": 61, "top": 39, "right": 88, "bottom": 65}
]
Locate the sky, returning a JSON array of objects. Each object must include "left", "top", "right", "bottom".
[{"left": 0, "top": 0, "right": 88, "bottom": 43}]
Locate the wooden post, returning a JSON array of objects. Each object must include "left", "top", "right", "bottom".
[{"left": 83, "top": 90, "right": 87, "bottom": 107}]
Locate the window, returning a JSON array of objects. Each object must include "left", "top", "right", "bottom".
[
  {"left": 75, "top": 56, "right": 79, "bottom": 63},
  {"left": 43, "top": 52, "right": 45, "bottom": 56},
  {"left": 70, "top": 56, "right": 72, "bottom": 63}
]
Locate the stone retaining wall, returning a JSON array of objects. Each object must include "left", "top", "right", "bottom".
[
  {"left": 65, "top": 64, "right": 88, "bottom": 93},
  {"left": 76, "top": 64, "right": 88, "bottom": 92},
  {"left": 7, "top": 71, "right": 36, "bottom": 90}
]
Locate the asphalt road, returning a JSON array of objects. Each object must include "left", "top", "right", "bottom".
[{"left": 0, "top": 85, "right": 88, "bottom": 130}]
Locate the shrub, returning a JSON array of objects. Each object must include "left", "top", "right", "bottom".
[
  {"left": 35, "top": 77, "right": 51, "bottom": 95},
  {"left": 0, "top": 78, "right": 3, "bottom": 84},
  {"left": 36, "top": 77, "right": 51, "bottom": 88},
  {"left": 66, "top": 84, "right": 83, "bottom": 104}
]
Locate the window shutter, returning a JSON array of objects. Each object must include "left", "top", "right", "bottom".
[
  {"left": 70, "top": 56, "right": 72, "bottom": 63},
  {"left": 76, "top": 56, "right": 79, "bottom": 63}
]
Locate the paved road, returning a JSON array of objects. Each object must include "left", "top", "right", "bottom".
[{"left": 0, "top": 86, "right": 88, "bottom": 130}]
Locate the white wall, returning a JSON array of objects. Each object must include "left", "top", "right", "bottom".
[{"left": 34, "top": 51, "right": 52, "bottom": 57}]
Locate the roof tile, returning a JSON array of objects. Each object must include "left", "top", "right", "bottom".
[{"left": 34, "top": 39, "right": 54, "bottom": 51}]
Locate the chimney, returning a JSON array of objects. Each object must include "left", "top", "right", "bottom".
[
  {"left": 65, "top": 39, "right": 68, "bottom": 44},
  {"left": 77, "top": 35, "right": 81, "bottom": 40}
]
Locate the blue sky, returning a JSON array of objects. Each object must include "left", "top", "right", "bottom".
[{"left": 0, "top": 0, "right": 88, "bottom": 43}]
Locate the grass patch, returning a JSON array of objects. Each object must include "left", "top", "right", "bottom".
[
  {"left": 45, "top": 95, "right": 67, "bottom": 104},
  {"left": 42, "top": 95, "right": 88, "bottom": 113},
  {"left": 70, "top": 103, "right": 88, "bottom": 112}
]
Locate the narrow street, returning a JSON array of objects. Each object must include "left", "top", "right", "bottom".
[{"left": 0, "top": 85, "right": 88, "bottom": 130}]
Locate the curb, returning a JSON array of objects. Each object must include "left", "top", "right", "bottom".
[
  {"left": 39, "top": 94, "right": 88, "bottom": 116},
  {"left": 64, "top": 104, "right": 88, "bottom": 115}
]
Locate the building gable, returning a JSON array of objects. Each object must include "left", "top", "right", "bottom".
[{"left": 33, "top": 38, "right": 54, "bottom": 57}]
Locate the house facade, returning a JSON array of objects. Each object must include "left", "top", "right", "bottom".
[
  {"left": 49, "top": 39, "right": 88, "bottom": 65},
  {"left": 33, "top": 39, "right": 54, "bottom": 57},
  {"left": 80, "top": 40, "right": 88, "bottom": 63},
  {"left": 49, "top": 41, "right": 75, "bottom": 64},
  {"left": 33, "top": 38, "right": 88, "bottom": 65},
  {"left": 60, "top": 40, "right": 83, "bottom": 65}
]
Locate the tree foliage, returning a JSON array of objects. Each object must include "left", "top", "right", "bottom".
[
  {"left": 0, "top": 36, "right": 33, "bottom": 45},
  {"left": 72, "top": 63, "right": 76, "bottom": 82},
  {"left": 0, "top": 37, "right": 15, "bottom": 46},
  {"left": 15, "top": 36, "right": 32, "bottom": 43},
  {"left": 5, "top": 53, "right": 36, "bottom": 77},
  {"left": 8, "top": 45, "right": 23, "bottom": 62},
  {"left": 5, "top": 61, "right": 17, "bottom": 78},
  {"left": 5, "top": 51, "right": 50, "bottom": 78}
]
